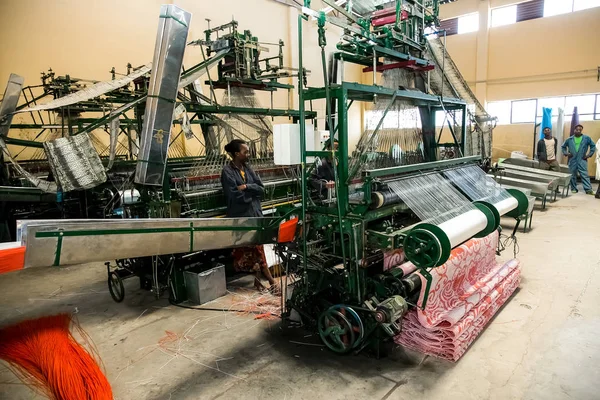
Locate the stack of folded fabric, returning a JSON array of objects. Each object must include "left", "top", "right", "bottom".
[{"left": 394, "top": 231, "right": 521, "bottom": 361}]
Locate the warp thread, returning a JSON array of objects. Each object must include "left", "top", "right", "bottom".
[{"left": 0, "top": 313, "right": 113, "bottom": 400}]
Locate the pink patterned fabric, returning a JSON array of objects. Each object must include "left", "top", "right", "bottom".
[
  {"left": 383, "top": 249, "right": 405, "bottom": 271},
  {"left": 394, "top": 231, "right": 521, "bottom": 361}
]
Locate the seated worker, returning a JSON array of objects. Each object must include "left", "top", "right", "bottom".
[
  {"left": 310, "top": 139, "right": 338, "bottom": 199},
  {"left": 220, "top": 139, "right": 279, "bottom": 293}
]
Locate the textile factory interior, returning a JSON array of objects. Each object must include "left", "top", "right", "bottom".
[{"left": 0, "top": 0, "right": 599, "bottom": 399}]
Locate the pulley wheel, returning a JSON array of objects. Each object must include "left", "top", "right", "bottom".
[
  {"left": 403, "top": 223, "right": 450, "bottom": 269},
  {"left": 318, "top": 305, "right": 364, "bottom": 354}
]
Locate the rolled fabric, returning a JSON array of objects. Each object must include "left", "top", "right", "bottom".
[
  {"left": 492, "top": 197, "right": 518, "bottom": 216},
  {"left": 437, "top": 209, "right": 489, "bottom": 248}
]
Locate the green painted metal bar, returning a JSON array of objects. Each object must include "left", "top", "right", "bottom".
[
  {"left": 189, "top": 222, "right": 194, "bottom": 252},
  {"left": 180, "top": 50, "right": 228, "bottom": 82},
  {"left": 371, "top": 45, "right": 429, "bottom": 66},
  {"left": 186, "top": 104, "right": 316, "bottom": 118},
  {"left": 14, "top": 91, "right": 47, "bottom": 111},
  {"left": 305, "top": 150, "right": 331, "bottom": 157},
  {"left": 338, "top": 86, "right": 352, "bottom": 207},
  {"left": 298, "top": 12, "right": 309, "bottom": 290},
  {"left": 332, "top": 52, "right": 373, "bottom": 67},
  {"left": 363, "top": 155, "right": 482, "bottom": 178},
  {"left": 461, "top": 104, "right": 467, "bottom": 156},
  {"left": 3, "top": 137, "right": 45, "bottom": 148},
  {"left": 206, "top": 77, "right": 294, "bottom": 90},
  {"left": 303, "top": 82, "right": 465, "bottom": 106},
  {"left": 53, "top": 235, "right": 63, "bottom": 266},
  {"left": 7, "top": 120, "right": 214, "bottom": 130},
  {"left": 79, "top": 98, "right": 144, "bottom": 134},
  {"left": 319, "top": 22, "right": 349, "bottom": 275}
]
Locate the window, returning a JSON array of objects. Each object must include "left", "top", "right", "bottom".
[
  {"left": 517, "top": 0, "right": 544, "bottom": 22},
  {"left": 574, "top": 0, "right": 600, "bottom": 11},
  {"left": 457, "top": 13, "right": 479, "bottom": 34},
  {"left": 537, "top": 97, "right": 565, "bottom": 116},
  {"left": 544, "top": 0, "right": 574, "bottom": 17},
  {"left": 511, "top": 99, "right": 537, "bottom": 123},
  {"left": 565, "top": 94, "right": 597, "bottom": 121},
  {"left": 365, "top": 109, "right": 421, "bottom": 130},
  {"left": 491, "top": 5, "right": 517, "bottom": 27},
  {"left": 439, "top": 18, "right": 459, "bottom": 36},
  {"left": 544, "top": 0, "right": 600, "bottom": 16},
  {"left": 487, "top": 101, "right": 511, "bottom": 125},
  {"left": 435, "top": 111, "right": 446, "bottom": 127}
]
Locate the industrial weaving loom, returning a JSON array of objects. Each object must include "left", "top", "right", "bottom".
[
  {"left": 0, "top": 6, "right": 311, "bottom": 301},
  {"left": 4, "top": 1, "right": 527, "bottom": 359},
  {"left": 276, "top": 0, "right": 527, "bottom": 356}
]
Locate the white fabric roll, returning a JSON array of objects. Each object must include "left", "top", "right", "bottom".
[
  {"left": 438, "top": 209, "right": 488, "bottom": 248},
  {"left": 493, "top": 197, "right": 518, "bottom": 216}
]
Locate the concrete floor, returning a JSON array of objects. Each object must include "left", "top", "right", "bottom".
[{"left": 1, "top": 193, "right": 599, "bottom": 400}]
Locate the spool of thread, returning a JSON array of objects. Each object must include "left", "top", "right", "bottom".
[{"left": 370, "top": 190, "right": 401, "bottom": 209}]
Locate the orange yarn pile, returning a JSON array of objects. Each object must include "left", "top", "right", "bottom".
[
  {"left": 0, "top": 314, "right": 113, "bottom": 400},
  {"left": 0, "top": 245, "right": 25, "bottom": 274}
]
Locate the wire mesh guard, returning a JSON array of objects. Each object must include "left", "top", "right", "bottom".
[{"left": 43, "top": 132, "right": 107, "bottom": 192}]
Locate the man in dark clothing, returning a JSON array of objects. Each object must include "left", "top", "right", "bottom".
[
  {"left": 536, "top": 127, "right": 558, "bottom": 171},
  {"left": 561, "top": 124, "right": 596, "bottom": 194}
]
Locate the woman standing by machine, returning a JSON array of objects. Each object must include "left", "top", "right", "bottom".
[{"left": 220, "top": 139, "right": 279, "bottom": 293}]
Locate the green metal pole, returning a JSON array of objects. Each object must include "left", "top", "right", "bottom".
[
  {"left": 318, "top": 13, "right": 348, "bottom": 269},
  {"left": 395, "top": 0, "right": 402, "bottom": 30},
  {"left": 461, "top": 104, "right": 467, "bottom": 156},
  {"left": 298, "top": 13, "right": 309, "bottom": 284}
]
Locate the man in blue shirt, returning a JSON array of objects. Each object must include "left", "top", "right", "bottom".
[{"left": 561, "top": 124, "right": 596, "bottom": 194}]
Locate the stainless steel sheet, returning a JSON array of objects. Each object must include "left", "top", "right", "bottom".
[
  {"left": 20, "top": 217, "right": 280, "bottom": 268},
  {"left": 0, "top": 73, "right": 24, "bottom": 137},
  {"left": 135, "top": 5, "right": 191, "bottom": 186}
]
